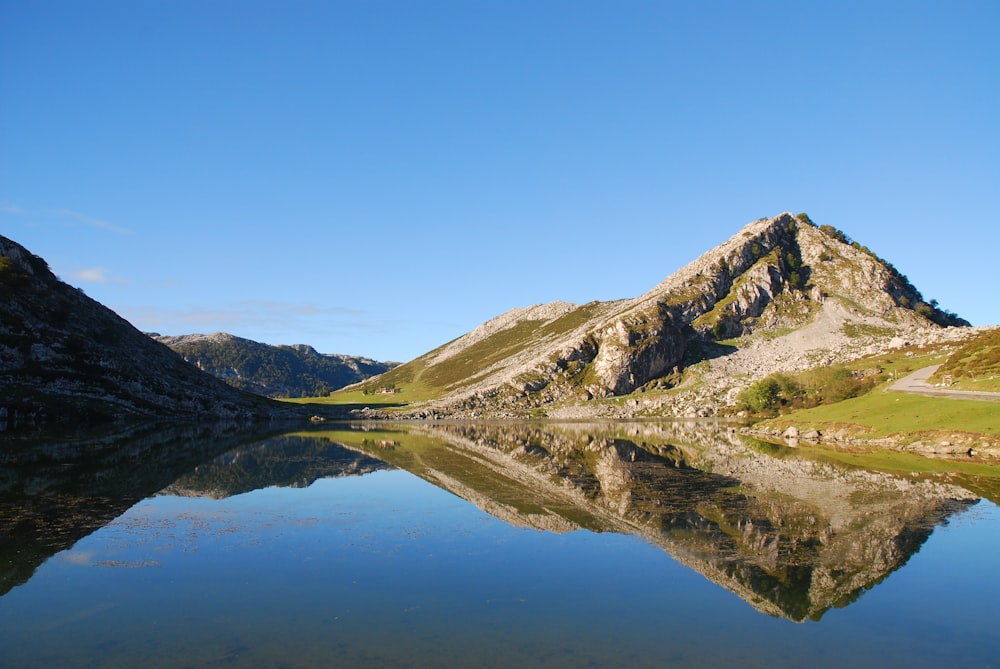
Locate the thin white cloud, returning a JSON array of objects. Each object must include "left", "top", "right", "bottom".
[
  {"left": 231, "top": 300, "right": 364, "bottom": 317},
  {"left": 46, "top": 208, "right": 131, "bottom": 234},
  {"left": 0, "top": 202, "right": 131, "bottom": 234},
  {"left": 58, "top": 550, "right": 98, "bottom": 566},
  {"left": 74, "top": 267, "right": 111, "bottom": 283},
  {"left": 71, "top": 266, "right": 128, "bottom": 285}
]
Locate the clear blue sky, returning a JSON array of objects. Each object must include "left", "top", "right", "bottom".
[{"left": 2, "top": 1, "right": 997, "bottom": 362}]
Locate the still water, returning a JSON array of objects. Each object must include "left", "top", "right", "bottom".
[{"left": 1, "top": 421, "right": 998, "bottom": 668}]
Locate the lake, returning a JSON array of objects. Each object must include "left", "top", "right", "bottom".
[{"left": 2, "top": 421, "right": 998, "bottom": 668}]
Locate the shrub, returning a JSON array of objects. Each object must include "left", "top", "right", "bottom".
[
  {"left": 739, "top": 378, "right": 781, "bottom": 412},
  {"left": 712, "top": 320, "right": 727, "bottom": 340},
  {"left": 738, "top": 373, "right": 803, "bottom": 413},
  {"left": 806, "top": 367, "right": 876, "bottom": 403},
  {"left": 819, "top": 225, "right": 851, "bottom": 245},
  {"left": 0, "top": 257, "right": 30, "bottom": 288}
]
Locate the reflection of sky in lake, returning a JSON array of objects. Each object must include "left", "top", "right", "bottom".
[{"left": 1, "top": 468, "right": 998, "bottom": 668}]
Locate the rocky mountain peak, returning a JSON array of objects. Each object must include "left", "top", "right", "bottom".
[{"left": 359, "top": 212, "right": 971, "bottom": 418}]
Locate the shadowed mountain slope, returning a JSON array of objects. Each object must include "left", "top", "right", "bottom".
[{"left": 0, "top": 235, "right": 300, "bottom": 429}]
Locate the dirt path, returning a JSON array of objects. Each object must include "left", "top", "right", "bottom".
[{"left": 891, "top": 365, "right": 1000, "bottom": 402}]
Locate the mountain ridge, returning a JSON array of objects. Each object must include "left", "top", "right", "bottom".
[
  {"left": 348, "top": 213, "right": 974, "bottom": 418},
  {"left": 152, "top": 332, "right": 397, "bottom": 398}
]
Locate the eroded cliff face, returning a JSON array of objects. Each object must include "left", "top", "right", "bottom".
[
  {"left": 587, "top": 309, "right": 686, "bottom": 397},
  {"left": 338, "top": 422, "right": 978, "bottom": 621}
]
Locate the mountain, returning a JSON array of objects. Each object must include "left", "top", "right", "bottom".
[
  {"left": 152, "top": 332, "right": 397, "bottom": 398},
  {"left": 0, "top": 235, "right": 301, "bottom": 429},
  {"left": 350, "top": 213, "right": 972, "bottom": 418}
]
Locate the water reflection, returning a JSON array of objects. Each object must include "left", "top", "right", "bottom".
[
  {"left": 0, "top": 422, "right": 385, "bottom": 597},
  {"left": 315, "top": 421, "right": 980, "bottom": 622},
  {"left": 0, "top": 420, "right": 986, "bottom": 623}
]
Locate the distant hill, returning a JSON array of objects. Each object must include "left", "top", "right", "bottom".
[
  {"left": 152, "top": 333, "right": 397, "bottom": 398},
  {"left": 345, "top": 212, "right": 973, "bottom": 418},
  {"left": 0, "top": 235, "right": 300, "bottom": 429}
]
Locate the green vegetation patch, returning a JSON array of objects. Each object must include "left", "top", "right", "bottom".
[
  {"left": 538, "top": 302, "right": 605, "bottom": 338},
  {"left": 842, "top": 323, "right": 896, "bottom": 340},
  {"left": 305, "top": 310, "right": 603, "bottom": 407},
  {"left": 933, "top": 328, "right": 1000, "bottom": 391},
  {"left": 736, "top": 342, "right": 955, "bottom": 417},
  {"left": 691, "top": 250, "right": 781, "bottom": 332},
  {"left": 762, "top": 390, "right": 1000, "bottom": 439},
  {"left": 0, "top": 256, "right": 30, "bottom": 288},
  {"left": 736, "top": 367, "right": 882, "bottom": 414},
  {"left": 422, "top": 319, "right": 547, "bottom": 388}
]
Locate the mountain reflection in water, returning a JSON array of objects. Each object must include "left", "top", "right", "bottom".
[
  {"left": 0, "top": 423, "right": 388, "bottom": 597},
  {"left": 322, "top": 421, "right": 979, "bottom": 622},
  {"left": 2, "top": 420, "right": 983, "bottom": 624}
]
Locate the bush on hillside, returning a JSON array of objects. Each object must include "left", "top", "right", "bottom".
[
  {"left": 738, "top": 366, "right": 881, "bottom": 415},
  {"left": 738, "top": 373, "right": 803, "bottom": 413}
]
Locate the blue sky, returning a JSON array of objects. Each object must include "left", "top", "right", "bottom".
[{"left": 2, "top": 1, "right": 997, "bottom": 362}]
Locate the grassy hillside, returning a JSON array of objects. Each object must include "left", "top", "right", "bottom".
[
  {"left": 931, "top": 328, "right": 1000, "bottom": 391},
  {"left": 761, "top": 391, "right": 1000, "bottom": 440},
  {"left": 741, "top": 335, "right": 999, "bottom": 451},
  {"left": 305, "top": 301, "right": 612, "bottom": 411}
]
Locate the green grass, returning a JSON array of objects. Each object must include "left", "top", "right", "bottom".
[
  {"left": 285, "top": 370, "right": 442, "bottom": 411},
  {"left": 537, "top": 301, "right": 606, "bottom": 337},
  {"left": 762, "top": 388, "right": 1000, "bottom": 439},
  {"left": 932, "top": 327, "right": 1000, "bottom": 392},
  {"left": 422, "top": 319, "right": 546, "bottom": 388},
  {"left": 295, "top": 302, "right": 614, "bottom": 408}
]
